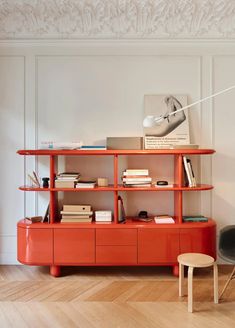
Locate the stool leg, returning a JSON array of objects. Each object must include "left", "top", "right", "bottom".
[
  {"left": 179, "top": 263, "right": 184, "bottom": 296},
  {"left": 188, "top": 266, "right": 194, "bottom": 313},
  {"left": 213, "top": 263, "right": 219, "bottom": 304}
]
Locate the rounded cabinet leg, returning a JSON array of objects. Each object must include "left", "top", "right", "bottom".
[
  {"left": 173, "top": 265, "right": 179, "bottom": 277},
  {"left": 50, "top": 265, "right": 61, "bottom": 277}
]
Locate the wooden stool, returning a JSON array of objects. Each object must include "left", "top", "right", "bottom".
[{"left": 177, "top": 253, "right": 218, "bottom": 312}]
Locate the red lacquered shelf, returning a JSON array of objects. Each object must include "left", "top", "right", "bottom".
[
  {"left": 19, "top": 184, "right": 213, "bottom": 192},
  {"left": 17, "top": 147, "right": 216, "bottom": 277},
  {"left": 17, "top": 149, "right": 215, "bottom": 156}
]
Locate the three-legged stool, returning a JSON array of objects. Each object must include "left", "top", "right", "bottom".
[{"left": 177, "top": 253, "right": 218, "bottom": 312}]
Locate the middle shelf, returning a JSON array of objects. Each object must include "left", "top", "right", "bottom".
[{"left": 19, "top": 184, "right": 213, "bottom": 192}]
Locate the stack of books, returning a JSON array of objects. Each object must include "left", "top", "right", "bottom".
[
  {"left": 76, "top": 177, "right": 97, "bottom": 188},
  {"left": 55, "top": 172, "right": 80, "bottom": 188},
  {"left": 60, "top": 205, "right": 93, "bottom": 223},
  {"left": 183, "top": 156, "right": 196, "bottom": 187},
  {"left": 122, "top": 169, "right": 152, "bottom": 187}
]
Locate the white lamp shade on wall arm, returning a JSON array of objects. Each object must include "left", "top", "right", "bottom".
[{"left": 143, "top": 85, "right": 235, "bottom": 128}]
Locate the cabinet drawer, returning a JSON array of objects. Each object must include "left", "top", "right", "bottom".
[
  {"left": 54, "top": 229, "right": 95, "bottom": 264},
  {"left": 96, "top": 229, "right": 137, "bottom": 246},
  {"left": 96, "top": 246, "right": 137, "bottom": 264}
]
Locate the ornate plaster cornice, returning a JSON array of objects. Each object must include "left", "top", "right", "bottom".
[{"left": 0, "top": 0, "right": 235, "bottom": 40}]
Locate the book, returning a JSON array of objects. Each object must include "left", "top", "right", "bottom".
[
  {"left": 63, "top": 205, "right": 91, "bottom": 212},
  {"left": 43, "top": 204, "right": 50, "bottom": 223},
  {"left": 56, "top": 176, "right": 80, "bottom": 180},
  {"left": 123, "top": 183, "right": 152, "bottom": 188},
  {"left": 123, "top": 177, "right": 152, "bottom": 182},
  {"left": 118, "top": 196, "right": 126, "bottom": 223},
  {"left": 183, "top": 156, "right": 193, "bottom": 187},
  {"left": 61, "top": 215, "right": 91, "bottom": 219},
  {"left": 124, "top": 169, "right": 149, "bottom": 175},
  {"left": 61, "top": 218, "right": 92, "bottom": 223},
  {"left": 76, "top": 183, "right": 96, "bottom": 188},
  {"left": 55, "top": 180, "right": 76, "bottom": 188},
  {"left": 60, "top": 211, "right": 93, "bottom": 215},
  {"left": 40, "top": 141, "right": 83, "bottom": 149},
  {"left": 80, "top": 145, "right": 106, "bottom": 150},
  {"left": 154, "top": 215, "right": 175, "bottom": 224},
  {"left": 187, "top": 159, "right": 196, "bottom": 187},
  {"left": 183, "top": 216, "right": 208, "bottom": 222},
  {"left": 132, "top": 217, "right": 153, "bottom": 222},
  {"left": 58, "top": 172, "right": 80, "bottom": 177}
]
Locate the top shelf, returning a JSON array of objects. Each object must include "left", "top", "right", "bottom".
[{"left": 17, "top": 149, "right": 215, "bottom": 156}]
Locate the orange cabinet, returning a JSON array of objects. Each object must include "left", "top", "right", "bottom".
[
  {"left": 54, "top": 229, "right": 95, "bottom": 264},
  {"left": 138, "top": 228, "right": 180, "bottom": 263}
]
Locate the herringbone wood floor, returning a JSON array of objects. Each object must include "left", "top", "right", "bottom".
[{"left": 0, "top": 265, "right": 235, "bottom": 328}]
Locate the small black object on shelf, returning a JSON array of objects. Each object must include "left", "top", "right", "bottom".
[
  {"left": 138, "top": 210, "right": 148, "bottom": 218},
  {"left": 156, "top": 180, "right": 168, "bottom": 186},
  {"left": 42, "top": 177, "right": 50, "bottom": 188}
]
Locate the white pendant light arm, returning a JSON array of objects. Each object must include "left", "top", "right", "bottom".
[{"left": 163, "top": 85, "right": 235, "bottom": 120}]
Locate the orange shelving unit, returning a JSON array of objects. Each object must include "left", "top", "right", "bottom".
[{"left": 17, "top": 149, "right": 216, "bottom": 277}]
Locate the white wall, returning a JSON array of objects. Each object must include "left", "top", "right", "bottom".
[{"left": 1, "top": 41, "right": 235, "bottom": 263}]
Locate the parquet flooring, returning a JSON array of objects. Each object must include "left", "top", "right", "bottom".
[{"left": 0, "top": 265, "right": 235, "bottom": 327}]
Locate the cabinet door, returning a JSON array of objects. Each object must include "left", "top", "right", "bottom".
[
  {"left": 17, "top": 227, "right": 53, "bottom": 264},
  {"left": 54, "top": 229, "right": 95, "bottom": 264},
  {"left": 180, "top": 226, "right": 216, "bottom": 257},
  {"left": 138, "top": 228, "right": 180, "bottom": 263}
]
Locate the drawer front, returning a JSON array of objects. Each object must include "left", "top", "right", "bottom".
[
  {"left": 54, "top": 229, "right": 95, "bottom": 264},
  {"left": 96, "top": 229, "right": 137, "bottom": 246},
  {"left": 96, "top": 246, "right": 137, "bottom": 264}
]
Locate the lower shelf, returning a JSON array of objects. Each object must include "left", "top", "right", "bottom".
[{"left": 17, "top": 219, "right": 216, "bottom": 276}]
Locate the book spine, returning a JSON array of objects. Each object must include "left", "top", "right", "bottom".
[
  {"left": 183, "top": 156, "right": 193, "bottom": 187},
  {"left": 187, "top": 159, "right": 196, "bottom": 187}
]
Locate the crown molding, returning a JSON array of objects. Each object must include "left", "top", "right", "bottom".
[{"left": 1, "top": 0, "right": 235, "bottom": 40}]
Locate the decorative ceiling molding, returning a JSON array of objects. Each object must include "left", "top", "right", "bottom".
[{"left": 1, "top": 0, "right": 235, "bottom": 40}]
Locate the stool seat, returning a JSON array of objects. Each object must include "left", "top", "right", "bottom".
[{"left": 178, "top": 253, "right": 215, "bottom": 268}]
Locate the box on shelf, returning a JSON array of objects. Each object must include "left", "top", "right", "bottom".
[
  {"left": 107, "top": 137, "right": 143, "bottom": 150},
  {"left": 95, "top": 211, "right": 112, "bottom": 222}
]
